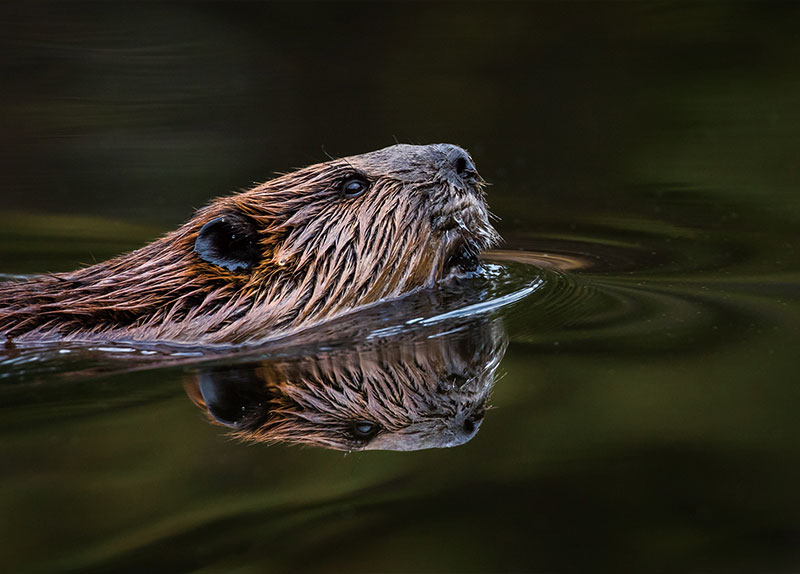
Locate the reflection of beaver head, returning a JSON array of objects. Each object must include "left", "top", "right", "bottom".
[
  {"left": 0, "top": 144, "right": 500, "bottom": 344},
  {"left": 185, "top": 319, "right": 507, "bottom": 451}
]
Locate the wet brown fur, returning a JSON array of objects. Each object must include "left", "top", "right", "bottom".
[
  {"left": 185, "top": 318, "right": 507, "bottom": 451},
  {"left": 0, "top": 144, "right": 500, "bottom": 345}
]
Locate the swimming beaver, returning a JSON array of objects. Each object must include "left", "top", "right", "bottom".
[
  {"left": 0, "top": 144, "right": 500, "bottom": 344},
  {"left": 185, "top": 316, "right": 507, "bottom": 451}
]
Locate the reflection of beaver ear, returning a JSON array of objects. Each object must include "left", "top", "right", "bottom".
[
  {"left": 194, "top": 213, "right": 260, "bottom": 272},
  {"left": 196, "top": 368, "right": 269, "bottom": 428}
]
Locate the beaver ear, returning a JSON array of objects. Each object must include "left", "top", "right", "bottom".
[
  {"left": 196, "top": 368, "right": 269, "bottom": 429},
  {"left": 194, "top": 213, "right": 260, "bottom": 272}
]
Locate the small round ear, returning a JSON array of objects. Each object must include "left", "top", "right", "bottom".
[
  {"left": 196, "top": 367, "right": 271, "bottom": 428},
  {"left": 194, "top": 212, "right": 260, "bottom": 272}
]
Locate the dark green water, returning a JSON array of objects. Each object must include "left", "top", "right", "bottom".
[{"left": 2, "top": 3, "right": 800, "bottom": 573}]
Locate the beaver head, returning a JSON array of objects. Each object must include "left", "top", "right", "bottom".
[{"left": 0, "top": 144, "right": 501, "bottom": 344}]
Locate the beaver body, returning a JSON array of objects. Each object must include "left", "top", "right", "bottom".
[{"left": 0, "top": 144, "right": 500, "bottom": 345}]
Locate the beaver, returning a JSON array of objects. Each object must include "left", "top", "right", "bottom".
[
  {"left": 184, "top": 316, "right": 507, "bottom": 451},
  {"left": 0, "top": 144, "right": 501, "bottom": 345}
]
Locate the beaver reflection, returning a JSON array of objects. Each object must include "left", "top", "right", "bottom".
[{"left": 185, "top": 320, "right": 507, "bottom": 451}]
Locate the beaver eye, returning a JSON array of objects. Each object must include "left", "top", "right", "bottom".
[
  {"left": 341, "top": 176, "right": 369, "bottom": 198},
  {"left": 350, "top": 419, "right": 380, "bottom": 439}
]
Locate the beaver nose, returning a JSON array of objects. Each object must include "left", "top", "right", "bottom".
[{"left": 439, "top": 144, "right": 479, "bottom": 182}]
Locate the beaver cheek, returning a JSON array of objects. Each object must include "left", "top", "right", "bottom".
[{"left": 194, "top": 213, "right": 261, "bottom": 272}]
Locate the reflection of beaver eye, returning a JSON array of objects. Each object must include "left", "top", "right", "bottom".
[
  {"left": 350, "top": 419, "right": 380, "bottom": 440},
  {"left": 341, "top": 176, "right": 369, "bottom": 198}
]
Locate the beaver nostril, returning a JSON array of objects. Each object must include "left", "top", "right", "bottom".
[
  {"left": 452, "top": 152, "right": 478, "bottom": 181},
  {"left": 462, "top": 409, "right": 484, "bottom": 435},
  {"left": 455, "top": 156, "right": 468, "bottom": 176},
  {"left": 463, "top": 418, "right": 476, "bottom": 434}
]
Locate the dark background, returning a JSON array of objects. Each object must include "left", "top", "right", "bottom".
[{"left": 2, "top": 2, "right": 799, "bottom": 229}]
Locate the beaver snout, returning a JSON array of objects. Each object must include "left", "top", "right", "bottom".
[{"left": 435, "top": 144, "right": 481, "bottom": 186}]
